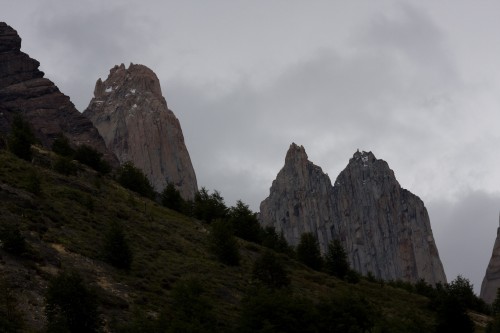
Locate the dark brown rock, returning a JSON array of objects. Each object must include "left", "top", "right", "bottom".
[
  {"left": 83, "top": 63, "right": 198, "bottom": 199},
  {"left": 0, "top": 22, "right": 117, "bottom": 165},
  {"left": 260, "top": 144, "right": 447, "bottom": 284}
]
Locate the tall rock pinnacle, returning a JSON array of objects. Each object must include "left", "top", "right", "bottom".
[
  {"left": 83, "top": 63, "right": 198, "bottom": 199},
  {"left": 260, "top": 143, "right": 336, "bottom": 251},
  {"left": 331, "top": 150, "right": 446, "bottom": 283},
  {"left": 480, "top": 215, "right": 500, "bottom": 303},
  {"left": 0, "top": 22, "right": 116, "bottom": 164},
  {"left": 260, "top": 144, "right": 447, "bottom": 284}
]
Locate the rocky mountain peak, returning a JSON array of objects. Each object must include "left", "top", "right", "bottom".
[
  {"left": 0, "top": 22, "right": 21, "bottom": 53},
  {"left": 0, "top": 22, "right": 117, "bottom": 165},
  {"left": 93, "top": 63, "right": 163, "bottom": 101},
  {"left": 260, "top": 144, "right": 337, "bottom": 250},
  {"left": 83, "top": 64, "right": 198, "bottom": 199},
  {"left": 260, "top": 144, "right": 446, "bottom": 284},
  {"left": 285, "top": 142, "right": 308, "bottom": 162}
]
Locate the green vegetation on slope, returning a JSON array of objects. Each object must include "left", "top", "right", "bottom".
[{"left": 0, "top": 146, "right": 492, "bottom": 332}]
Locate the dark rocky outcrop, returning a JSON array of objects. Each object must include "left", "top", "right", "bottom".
[
  {"left": 260, "top": 143, "right": 447, "bottom": 284},
  {"left": 480, "top": 218, "right": 500, "bottom": 303},
  {"left": 83, "top": 64, "right": 197, "bottom": 199},
  {"left": 0, "top": 22, "right": 116, "bottom": 165}
]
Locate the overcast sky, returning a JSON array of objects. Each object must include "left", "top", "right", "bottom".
[{"left": 4, "top": 0, "right": 500, "bottom": 293}]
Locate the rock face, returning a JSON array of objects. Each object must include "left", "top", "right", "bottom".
[
  {"left": 260, "top": 143, "right": 447, "bottom": 284},
  {"left": 0, "top": 22, "right": 116, "bottom": 164},
  {"left": 260, "top": 144, "right": 337, "bottom": 251},
  {"left": 480, "top": 217, "right": 500, "bottom": 304},
  {"left": 83, "top": 64, "right": 197, "bottom": 199}
]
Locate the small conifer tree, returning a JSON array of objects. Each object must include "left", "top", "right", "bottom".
[
  {"left": 7, "top": 114, "right": 36, "bottom": 161},
  {"left": 324, "top": 239, "right": 350, "bottom": 279},
  {"left": 161, "top": 183, "right": 184, "bottom": 212},
  {"left": 209, "top": 219, "right": 240, "bottom": 266},
  {"left": 102, "top": 222, "right": 133, "bottom": 270},
  {"left": 45, "top": 271, "right": 101, "bottom": 333},
  {"left": 252, "top": 250, "right": 290, "bottom": 289},
  {"left": 296, "top": 232, "right": 323, "bottom": 271}
]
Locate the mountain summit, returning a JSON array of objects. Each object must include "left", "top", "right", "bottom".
[
  {"left": 0, "top": 22, "right": 115, "bottom": 163},
  {"left": 83, "top": 63, "right": 198, "bottom": 199},
  {"left": 260, "top": 144, "right": 446, "bottom": 284}
]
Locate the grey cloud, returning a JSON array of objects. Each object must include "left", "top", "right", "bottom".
[{"left": 429, "top": 190, "right": 500, "bottom": 293}]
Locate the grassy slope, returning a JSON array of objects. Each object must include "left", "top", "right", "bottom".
[{"left": 0, "top": 147, "right": 465, "bottom": 331}]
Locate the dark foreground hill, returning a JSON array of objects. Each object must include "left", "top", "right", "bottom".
[{"left": 0, "top": 146, "right": 490, "bottom": 332}]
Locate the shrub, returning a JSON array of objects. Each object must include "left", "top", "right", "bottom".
[
  {"left": 296, "top": 233, "right": 323, "bottom": 271},
  {"left": 167, "top": 278, "right": 216, "bottom": 332},
  {"left": 316, "top": 293, "right": 377, "bottom": 332},
  {"left": 238, "top": 288, "right": 316, "bottom": 333},
  {"left": 45, "top": 271, "right": 101, "bottom": 333},
  {"left": 193, "top": 187, "right": 227, "bottom": 223},
  {"left": 261, "top": 226, "right": 292, "bottom": 255},
  {"left": 0, "top": 222, "right": 26, "bottom": 256},
  {"left": 228, "top": 200, "right": 261, "bottom": 243},
  {"left": 344, "top": 269, "right": 361, "bottom": 284},
  {"left": 53, "top": 156, "right": 78, "bottom": 176},
  {"left": 7, "top": 114, "right": 35, "bottom": 161},
  {"left": 102, "top": 222, "right": 133, "bottom": 270},
  {"left": 74, "top": 144, "right": 110, "bottom": 174},
  {"left": 51, "top": 133, "right": 75, "bottom": 157},
  {"left": 252, "top": 250, "right": 290, "bottom": 289},
  {"left": 116, "top": 162, "right": 155, "bottom": 199},
  {"left": 26, "top": 171, "right": 41, "bottom": 196},
  {"left": 161, "top": 183, "right": 185, "bottom": 212},
  {"left": 209, "top": 219, "right": 240, "bottom": 266},
  {"left": 324, "top": 239, "right": 350, "bottom": 279}
]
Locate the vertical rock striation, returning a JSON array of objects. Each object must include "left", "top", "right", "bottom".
[
  {"left": 0, "top": 22, "right": 116, "bottom": 164},
  {"left": 480, "top": 217, "right": 500, "bottom": 304},
  {"left": 260, "top": 143, "right": 336, "bottom": 251},
  {"left": 331, "top": 150, "right": 446, "bottom": 283},
  {"left": 260, "top": 143, "right": 447, "bottom": 284},
  {"left": 83, "top": 64, "right": 197, "bottom": 199}
]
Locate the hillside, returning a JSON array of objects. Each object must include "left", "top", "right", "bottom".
[{"left": 0, "top": 145, "right": 489, "bottom": 332}]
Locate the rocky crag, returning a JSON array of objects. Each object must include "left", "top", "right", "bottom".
[
  {"left": 480, "top": 217, "right": 500, "bottom": 303},
  {"left": 83, "top": 64, "right": 197, "bottom": 199},
  {"left": 0, "top": 22, "right": 116, "bottom": 164},
  {"left": 260, "top": 143, "right": 446, "bottom": 284}
]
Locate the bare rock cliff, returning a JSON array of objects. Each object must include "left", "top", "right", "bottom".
[
  {"left": 83, "top": 63, "right": 197, "bottom": 199},
  {"left": 480, "top": 219, "right": 500, "bottom": 303},
  {"left": 0, "top": 22, "right": 116, "bottom": 164},
  {"left": 260, "top": 144, "right": 446, "bottom": 284},
  {"left": 260, "top": 143, "right": 336, "bottom": 251},
  {"left": 331, "top": 150, "right": 446, "bottom": 283}
]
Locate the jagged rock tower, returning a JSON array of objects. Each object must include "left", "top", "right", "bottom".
[
  {"left": 480, "top": 215, "right": 500, "bottom": 304},
  {"left": 0, "top": 22, "right": 116, "bottom": 164},
  {"left": 83, "top": 64, "right": 198, "bottom": 199},
  {"left": 260, "top": 143, "right": 336, "bottom": 251},
  {"left": 260, "top": 143, "right": 447, "bottom": 284}
]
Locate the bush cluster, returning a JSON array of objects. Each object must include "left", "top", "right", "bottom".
[
  {"left": 7, "top": 114, "right": 36, "bottom": 161},
  {"left": 116, "top": 162, "right": 155, "bottom": 199},
  {"left": 51, "top": 134, "right": 110, "bottom": 174}
]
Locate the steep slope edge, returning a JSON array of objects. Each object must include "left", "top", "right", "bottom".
[
  {"left": 260, "top": 144, "right": 446, "bottom": 284},
  {"left": 83, "top": 63, "right": 198, "bottom": 199},
  {"left": 0, "top": 22, "right": 116, "bottom": 165},
  {"left": 480, "top": 218, "right": 500, "bottom": 304}
]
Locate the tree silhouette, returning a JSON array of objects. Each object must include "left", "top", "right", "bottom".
[
  {"left": 296, "top": 233, "right": 323, "bottom": 271},
  {"left": 324, "top": 240, "right": 350, "bottom": 279}
]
